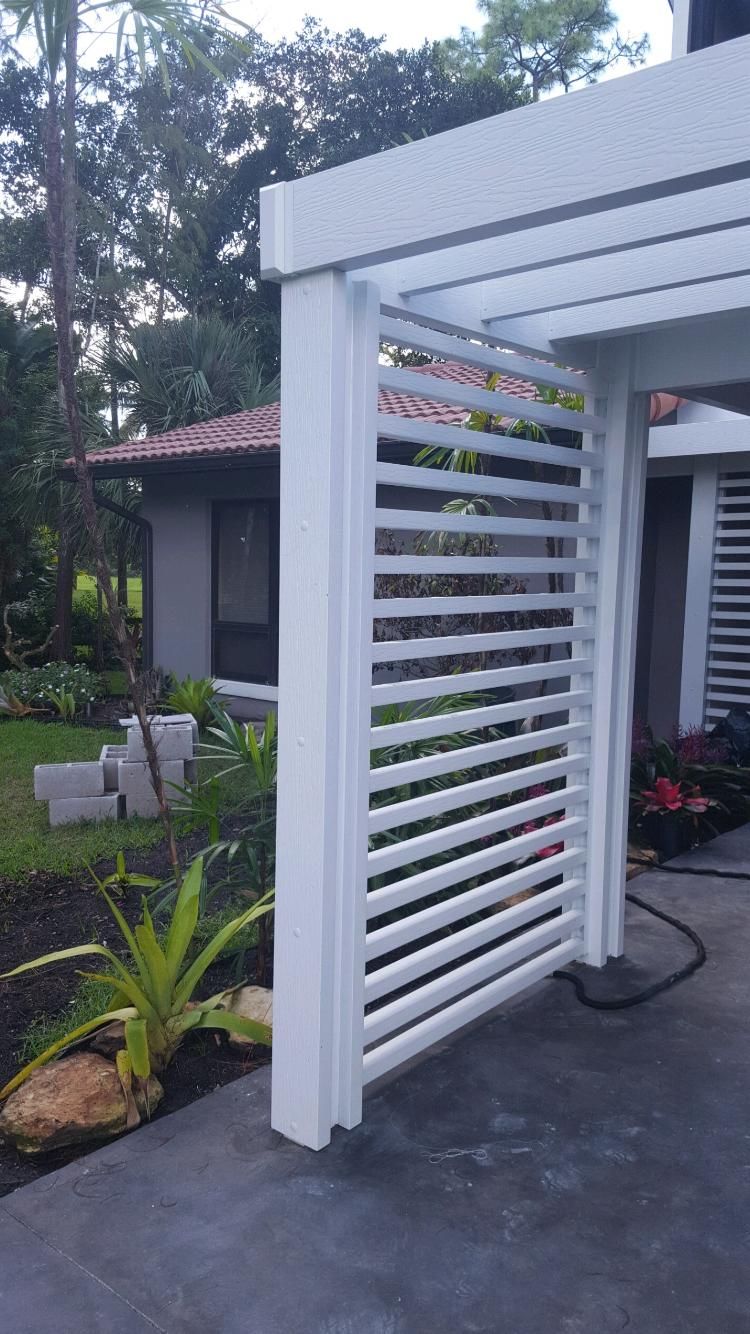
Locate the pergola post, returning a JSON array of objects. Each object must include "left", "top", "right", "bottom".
[
  {"left": 584, "top": 339, "right": 651, "bottom": 963},
  {"left": 679, "top": 456, "right": 719, "bottom": 728},
  {"left": 271, "top": 272, "right": 379, "bottom": 1149}
]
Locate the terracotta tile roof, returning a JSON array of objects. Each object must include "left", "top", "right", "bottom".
[
  {"left": 79, "top": 360, "right": 677, "bottom": 470},
  {"left": 80, "top": 363, "right": 546, "bottom": 470}
]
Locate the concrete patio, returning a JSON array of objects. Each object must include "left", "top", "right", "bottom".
[{"left": 1, "top": 826, "right": 748, "bottom": 1333}]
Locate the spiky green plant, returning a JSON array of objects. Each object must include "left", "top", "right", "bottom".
[{"left": 0, "top": 856, "right": 273, "bottom": 1101}]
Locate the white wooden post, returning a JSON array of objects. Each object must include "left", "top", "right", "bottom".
[
  {"left": 271, "top": 273, "right": 379, "bottom": 1149},
  {"left": 679, "top": 456, "right": 719, "bottom": 728},
  {"left": 584, "top": 339, "right": 651, "bottom": 964}
]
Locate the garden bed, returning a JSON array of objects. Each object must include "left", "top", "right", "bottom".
[{"left": 0, "top": 836, "right": 269, "bottom": 1197}]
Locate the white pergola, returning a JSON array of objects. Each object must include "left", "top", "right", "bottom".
[{"left": 259, "top": 30, "right": 750, "bottom": 1149}]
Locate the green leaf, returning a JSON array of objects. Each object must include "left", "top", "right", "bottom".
[
  {"left": 189, "top": 1008, "right": 272, "bottom": 1046},
  {"left": 134, "top": 920, "right": 171, "bottom": 1015},
  {"left": 0, "top": 1007, "right": 137, "bottom": 1101},
  {"left": 125, "top": 1018, "right": 151, "bottom": 1079},
  {"left": 76, "top": 971, "right": 160, "bottom": 1023},
  {"left": 164, "top": 855, "right": 202, "bottom": 983},
  {"left": 96, "top": 884, "right": 150, "bottom": 988},
  {"left": 1, "top": 941, "right": 130, "bottom": 983},
  {"left": 173, "top": 893, "right": 274, "bottom": 1010}
]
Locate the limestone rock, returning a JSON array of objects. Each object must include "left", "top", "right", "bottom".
[
  {"left": 0, "top": 1052, "right": 163, "bottom": 1155},
  {"left": 225, "top": 985, "right": 273, "bottom": 1048}
]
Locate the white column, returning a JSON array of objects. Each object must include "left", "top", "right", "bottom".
[
  {"left": 678, "top": 456, "right": 719, "bottom": 728},
  {"left": 584, "top": 339, "right": 651, "bottom": 964},
  {"left": 271, "top": 273, "right": 379, "bottom": 1149},
  {"left": 671, "top": 0, "right": 693, "bottom": 56}
]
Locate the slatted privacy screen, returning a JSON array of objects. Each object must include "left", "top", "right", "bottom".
[
  {"left": 361, "top": 311, "right": 607, "bottom": 1086},
  {"left": 705, "top": 471, "right": 750, "bottom": 723}
]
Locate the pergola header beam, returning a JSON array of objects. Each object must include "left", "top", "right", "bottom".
[
  {"left": 549, "top": 273, "right": 750, "bottom": 342},
  {"left": 260, "top": 35, "right": 750, "bottom": 278},
  {"left": 367, "top": 180, "right": 750, "bottom": 299}
]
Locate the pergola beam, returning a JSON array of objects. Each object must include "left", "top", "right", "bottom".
[
  {"left": 368, "top": 180, "right": 750, "bottom": 298},
  {"left": 549, "top": 274, "right": 750, "bottom": 342},
  {"left": 260, "top": 35, "right": 750, "bottom": 277},
  {"left": 480, "top": 225, "right": 750, "bottom": 321},
  {"left": 634, "top": 312, "right": 750, "bottom": 391}
]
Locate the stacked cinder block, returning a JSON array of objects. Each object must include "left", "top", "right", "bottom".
[
  {"left": 33, "top": 713, "right": 199, "bottom": 826},
  {"left": 118, "top": 719, "right": 195, "bottom": 819},
  {"left": 34, "top": 761, "right": 121, "bottom": 827}
]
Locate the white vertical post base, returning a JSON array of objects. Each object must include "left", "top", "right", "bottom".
[
  {"left": 271, "top": 273, "right": 378, "bottom": 1149},
  {"left": 584, "top": 339, "right": 651, "bottom": 965}
]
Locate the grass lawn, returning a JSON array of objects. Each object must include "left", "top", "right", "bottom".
[
  {"left": 0, "top": 720, "right": 163, "bottom": 881},
  {"left": 75, "top": 572, "right": 142, "bottom": 615}
]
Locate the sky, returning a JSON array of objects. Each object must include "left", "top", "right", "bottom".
[{"left": 252, "top": 0, "right": 674, "bottom": 68}]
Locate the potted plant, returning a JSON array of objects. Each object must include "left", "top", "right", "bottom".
[{"left": 631, "top": 775, "right": 714, "bottom": 860}]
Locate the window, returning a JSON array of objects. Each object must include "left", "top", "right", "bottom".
[{"left": 212, "top": 500, "right": 279, "bottom": 684}]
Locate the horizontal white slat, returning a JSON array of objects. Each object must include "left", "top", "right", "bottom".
[
  {"left": 376, "top": 415, "right": 600, "bottom": 472},
  {"left": 364, "top": 909, "right": 583, "bottom": 1045},
  {"left": 375, "top": 555, "right": 597, "bottom": 576},
  {"left": 708, "top": 563, "right": 750, "bottom": 572},
  {"left": 715, "top": 529, "right": 750, "bottom": 538},
  {"left": 718, "top": 479, "right": 750, "bottom": 490},
  {"left": 372, "top": 624, "right": 595, "bottom": 665},
  {"left": 374, "top": 591, "right": 597, "bottom": 618},
  {"left": 371, "top": 656, "right": 592, "bottom": 706},
  {"left": 705, "top": 691, "right": 750, "bottom": 704},
  {"left": 713, "top": 545, "right": 750, "bottom": 555},
  {"left": 716, "top": 512, "right": 750, "bottom": 521},
  {"left": 712, "top": 580, "right": 750, "bottom": 589},
  {"left": 375, "top": 507, "right": 598, "bottom": 541},
  {"left": 378, "top": 315, "right": 596, "bottom": 394},
  {"left": 379, "top": 365, "right": 604, "bottom": 435},
  {"left": 365, "top": 878, "right": 584, "bottom": 1003},
  {"left": 369, "top": 720, "right": 589, "bottom": 793},
  {"left": 367, "top": 785, "right": 587, "bottom": 877},
  {"left": 710, "top": 609, "right": 750, "bottom": 618},
  {"left": 366, "top": 816, "right": 585, "bottom": 926},
  {"left": 371, "top": 688, "right": 592, "bottom": 747},
  {"left": 368, "top": 754, "right": 589, "bottom": 834},
  {"left": 375, "top": 461, "right": 601, "bottom": 507},
  {"left": 362, "top": 938, "right": 580, "bottom": 1084},
  {"left": 709, "top": 624, "right": 750, "bottom": 637},
  {"left": 706, "top": 675, "right": 750, "bottom": 688},
  {"left": 366, "top": 845, "right": 585, "bottom": 959}
]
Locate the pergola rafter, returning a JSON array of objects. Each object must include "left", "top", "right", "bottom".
[{"left": 260, "top": 29, "right": 750, "bottom": 1150}]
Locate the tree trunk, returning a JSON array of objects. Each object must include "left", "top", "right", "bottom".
[
  {"left": 53, "top": 510, "right": 74, "bottom": 662},
  {"left": 44, "top": 54, "right": 181, "bottom": 884}
]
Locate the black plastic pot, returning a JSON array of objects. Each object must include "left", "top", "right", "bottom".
[{"left": 642, "top": 813, "right": 693, "bottom": 861}]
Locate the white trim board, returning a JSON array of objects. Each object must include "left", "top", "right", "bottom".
[
  {"left": 648, "top": 420, "right": 750, "bottom": 459},
  {"left": 214, "top": 679, "right": 279, "bottom": 703}
]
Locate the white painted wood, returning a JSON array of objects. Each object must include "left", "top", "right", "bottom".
[
  {"left": 366, "top": 846, "right": 586, "bottom": 955},
  {"left": 376, "top": 461, "right": 602, "bottom": 507},
  {"left": 369, "top": 721, "right": 590, "bottom": 793},
  {"left": 214, "top": 679, "right": 279, "bottom": 703},
  {"left": 481, "top": 225, "right": 750, "bottom": 321},
  {"left": 365, "top": 880, "right": 583, "bottom": 1003},
  {"left": 550, "top": 274, "right": 750, "bottom": 341},
  {"left": 583, "top": 340, "right": 650, "bottom": 964},
  {"left": 378, "top": 314, "right": 598, "bottom": 393},
  {"left": 370, "top": 689, "right": 592, "bottom": 747},
  {"left": 367, "top": 785, "right": 587, "bottom": 877},
  {"left": 271, "top": 274, "right": 378, "bottom": 1149},
  {"left": 371, "top": 656, "right": 593, "bottom": 706},
  {"left": 648, "top": 420, "right": 750, "bottom": 459},
  {"left": 372, "top": 624, "right": 595, "bottom": 664},
  {"left": 364, "top": 910, "right": 584, "bottom": 1045},
  {"left": 375, "top": 508, "right": 599, "bottom": 541},
  {"left": 260, "top": 35, "right": 750, "bottom": 274},
  {"left": 679, "top": 456, "right": 719, "bottom": 727},
  {"left": 369, "top": 181, "right": 750, "bottom": 297},
  {"left": 635, "top": 312, "right": 750, "bottom": 391},
  {"left": 375, "top": 555, "right": 597, "bottom": 576},
  {"left": 377, "top": 414, "right": 601, "bottom": 471},
  {"left": 671, "top": 0, "right": 692, "bottom": 57},
  {"left": 378, "top": 365, "right": 605, "bottom": 435},
  {"left": 374, "top": 591, "right": 597, "bottom": 618},
  {"left": 369, "top": 753, "right": 590, "bottom": 835},
  {"left": 362, "top": 938, "right": 581, "bottom": 1083}
]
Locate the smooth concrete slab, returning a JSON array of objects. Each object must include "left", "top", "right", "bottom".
[{"left": 2, "top": 834, "right": 749, "bottom": 1333}]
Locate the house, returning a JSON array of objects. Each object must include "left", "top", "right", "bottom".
[{"left": 82, "top": 362, "right": 683, "bottom": 720}]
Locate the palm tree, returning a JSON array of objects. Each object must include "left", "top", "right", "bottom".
[
  {"left": 0, "top": 0, "right": 241, "bottom": 883},
  {"left": 107, "top": 314, "right": 280, "bottom": 437}
]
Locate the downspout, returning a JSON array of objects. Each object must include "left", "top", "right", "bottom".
[{"left": 60, "top": 475, "right": 154, "bottom": 670}]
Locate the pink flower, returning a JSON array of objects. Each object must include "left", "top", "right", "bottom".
[{"left": 641, "top": 777, "right": 685, "bottom": 812}]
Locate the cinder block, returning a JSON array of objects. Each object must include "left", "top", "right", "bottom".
[
  {"left": 184, "top": 758, "right": 198, "bottom": 784},
  {"left": 126, "top": 725, "right": 194, "bottom": 762},
  {"left": 117, "top": 758, "right": 185, "bottom": 797},
  {"left": 48, "top": 794, "right": 121, "bottom": 827},
  {"left": 160, "top": 713, "right": 200, "bottom": 745},
  {"left": 125, "top": 792, "right": 160, "bottom": 820},
  {"left": 34, "top": 762, "right": 104, "bottom": 801},
  {"left": 100, "top": 744, "right": 128, "bottom": 791}
]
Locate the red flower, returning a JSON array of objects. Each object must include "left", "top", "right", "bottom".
[
  {"left": 641, "top": 777, "right": 685, "bottom": 812},
  {"left": 538, "top": 814, "right": 564, "bottom": 859}
]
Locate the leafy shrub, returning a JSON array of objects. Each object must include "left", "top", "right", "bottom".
[
  {"left": 0, "top": 856, "right": 273, "bottom": 1101},
  {"left": 0, "top": 662, "right": 105, "bottom": 709},
  {"left": 166, "top": 675, "right": 224, "bottom": 728}
]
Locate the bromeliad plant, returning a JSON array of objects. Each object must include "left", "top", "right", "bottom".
[
  {"left": 0, "top": 857, "right": 273, "bottom": 1103},
  {"left": 630, "top": 729, "right": 750, "bottom": 844}
]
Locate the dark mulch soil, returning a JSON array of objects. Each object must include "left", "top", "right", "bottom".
[{"left": 0, "top": 831, "right": 267, "bottom": 1198}]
